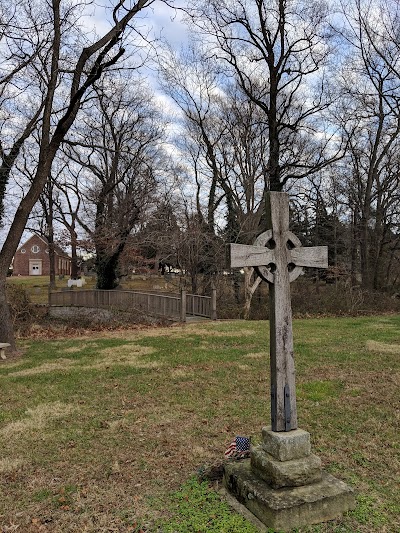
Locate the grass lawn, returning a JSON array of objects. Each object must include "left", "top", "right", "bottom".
[{"left": 0, "top": 316, "right": 399, "bottom": 532}]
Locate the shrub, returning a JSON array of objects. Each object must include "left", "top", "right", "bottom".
[{"left": 6, "top": 283, "right": 33, "bottom": 323}]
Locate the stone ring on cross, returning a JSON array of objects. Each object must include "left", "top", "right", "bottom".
[
  {"left": 230, "top": 227, "right": 327, "bottom": 286},
  {"left": 253, "top": 229, "right": 304, "bottom": 284}
]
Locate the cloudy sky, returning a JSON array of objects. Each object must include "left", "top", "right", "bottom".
[{"left": 83, "top": 0, "right": 189, "bottom": 50}]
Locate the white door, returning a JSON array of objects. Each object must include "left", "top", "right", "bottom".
[{"left": 29, "top": 261, "right": 42, "bottom": 275}]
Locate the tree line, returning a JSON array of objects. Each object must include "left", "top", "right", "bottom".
[{"left": 1, "top": 0, "right": 400, "bottom": 348}]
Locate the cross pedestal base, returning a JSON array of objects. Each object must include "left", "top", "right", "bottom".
[{"left": 223, "top": 428, "right": 355, "bottom": 531}]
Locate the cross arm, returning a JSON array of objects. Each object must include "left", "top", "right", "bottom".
[
  {"left": 229, "top": 243, "right": 275, "bottom": 268},
  {"left": 290, "top": 246, "right": 328, "bottom": 269}
]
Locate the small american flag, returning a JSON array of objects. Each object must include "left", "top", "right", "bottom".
[{"left": 224, "top": 436, "right": 251, "bottom": 459}]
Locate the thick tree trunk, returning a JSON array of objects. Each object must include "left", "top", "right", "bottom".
[
  {"left": 373, "top": 243, "right": 384, "bottom": 291},
  {"left": 268, "top": 70, "right": 282, "bottom": 193},
  {"left": 360, "top": 215, "right": 371, "bottom": 290},
  {"left": 47, "top": 179, "right": 57, "bottom": 289},
  {"left": 96, "top": 254, "right": 120, "bottom": 289},
  {"left": 95, "top": 235, "right": 130, "bottom": 290},
  {"left": 386, "top": 247, "right": 398, "bottom": 289},
  {"left": 372, "top": 201, "right": 385, "bottom": 290},
  {"left": 350, "top": 210, "right": 359, "bottom": 287},
  {"left": 48, "top": 241, "right": 56, "bottom": 290},
  {"left": 191, "top": 275, "right": 197, "bottom": 295},
  {"left": 0, "top": 279, "right": 16, "bottom": 351},
  {"left": 46, "top": 200, "right": 57, "bottom": 289}
]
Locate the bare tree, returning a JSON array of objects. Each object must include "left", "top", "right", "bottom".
[
  {"left": 159, "top": 46, "right": 226, "bottom": 231},
  {"left": 0, "top": 0, "right": 48, "bottom": 224},
  {"left": 184, "top": 0, "right": 344, "bottom": 192},
  {"left": 162, "top": 3, "right": 347, "bottom": 315},
  {"left": 335, "top": 0, "right": 400, "bottom": 289},
  {"left": 0, "top": 0, "right": 158, "bottom": 349},
  {"left": 51, "top": 162, "right": 84, "bottom": 281},
  {"left": 134, "top": 198, "right": 183, "bottom": 274},
  {"left": 65, "top": 78, "right": 165, "bottom": 290},
  {"left": 175, "top": 211, "right": 222, "bottom": 294}
]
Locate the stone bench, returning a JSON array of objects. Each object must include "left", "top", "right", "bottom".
[{"left": 0, "top": 343, "right": 11, "bottom": 360}]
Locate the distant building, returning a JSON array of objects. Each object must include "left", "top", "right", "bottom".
[{"left": 12, "top": 234, "right": 71, "bottom": 276}]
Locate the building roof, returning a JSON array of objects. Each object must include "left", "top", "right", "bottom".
[{"left": 16, "top": 234, "right": 71, "bottom": 259}]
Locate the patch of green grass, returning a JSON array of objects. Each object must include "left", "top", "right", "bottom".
[
  {"left": 32, "top": 488, "right": 52, "bottom": 502},
  {"left": 298, "top": 380, "right": 344, "bottom": 402},
  {"left": 349, "top": 494, "right": 387, "bottom": 527},
  {"left": 32, "top": 485, "right": 79, "bottom": 509},
  {"left": 156, "top": 478, "right": 262, "bottom": 532}
]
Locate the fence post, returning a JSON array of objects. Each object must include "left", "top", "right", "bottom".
[
  {"left": 211, "top": 285, "right": 217, "bottom": 320},
  {"left": 180, "top": 288, "right": 187, "bottom": 322}
]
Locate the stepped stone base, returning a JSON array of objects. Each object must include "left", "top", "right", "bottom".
[
  {"left": 223, "top": 427, "right": 355, "bottom": 530},
  {"left": 223, "top": 461, "right": 355, "bottom": 532},
  {"left": 251, "top": 446, "right": 322, "bottom": 489}
]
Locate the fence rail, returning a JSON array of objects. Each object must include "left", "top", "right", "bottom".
[{"left": 48, "top": 289, "right": 217, "bottom": 321}]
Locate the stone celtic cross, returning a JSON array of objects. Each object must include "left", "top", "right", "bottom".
[{"left": 230, "top": 192, "right": 328, "bottom": 432}]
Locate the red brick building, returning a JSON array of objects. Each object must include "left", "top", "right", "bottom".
[{"left": 12, "top": 234, "right": 71, "bottom": 276}]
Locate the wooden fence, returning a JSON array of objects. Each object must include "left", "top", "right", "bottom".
[{"left": 48, "top": 289, "right": 217, "bottom": 321}]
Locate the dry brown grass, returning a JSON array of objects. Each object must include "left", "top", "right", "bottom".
[
  {"left": 99, "top": 344, "right": 155, "bottom": 357},
  {"left": 1, "top": 402, "right": 78, "bottom": 438},
  {"left": 0, "top": 457, "right": 26, "bottom": 474},
  {"left": 366, "top": 339, "right": 400, "bottom": 354},
  {"left": 8, "top": 359, "right": 76, "bottom": 377},
  {"left": 6, "top": 344, "right": 158, "bottom": 377},
  {"left": 243, "top": 352, "right": 266, "bottom": 359}
]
